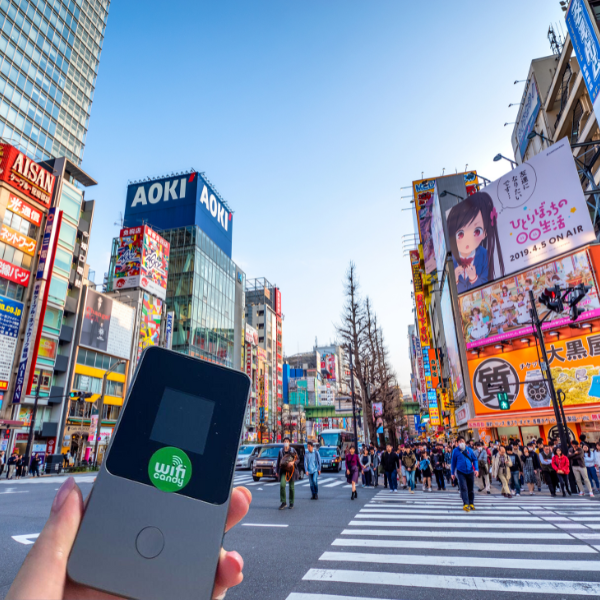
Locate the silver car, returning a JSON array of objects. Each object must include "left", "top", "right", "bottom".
[{"left": 236, "top": 445, "right": 260, "bottom": 470}]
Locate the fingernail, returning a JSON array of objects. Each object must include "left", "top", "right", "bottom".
[{"left": 52, "top": 477, "right": 75, "bottom": 513}]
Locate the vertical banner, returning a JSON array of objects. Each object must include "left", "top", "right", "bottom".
[
  {"left": 13, "top": 209, "right": 62, "bottom": 403},
  {"left": 165, "top": 311, "right": 174, "bottom": 350}
]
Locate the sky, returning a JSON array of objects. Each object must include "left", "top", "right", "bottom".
[{"left": 81, "top": 0, "right": 568, "bottom": 390}]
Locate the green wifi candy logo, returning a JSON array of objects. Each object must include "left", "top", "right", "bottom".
[{"left": 148, "top": 447, "right": 192, "bottom": 492}]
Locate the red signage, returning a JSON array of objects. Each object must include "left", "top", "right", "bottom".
[
  {"left": 274, "top": 287, "right": 282, "bottom": 316},
  {"left": 0, "top": 144, "right": 55, "bottom": 207},
  {"left": 46, "top": 438, "right": 56, "bottom": 454},
  {"left": 0, "top": 258, "right": 30, "bottom": 287},
  {"left": 8, "top": 194, "right": 43, "bottom": 226}
]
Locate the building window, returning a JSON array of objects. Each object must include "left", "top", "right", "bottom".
[
  {"left": 76, "top": 348, "right": 126, "bottom": 373},
  {"left": 571, "top": 99, "right": 584, "bottom": 145},
  {"left": 73, "top": 373, "right": 124, "bottom": 397}
]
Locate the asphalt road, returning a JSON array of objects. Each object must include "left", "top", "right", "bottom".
[{"left": 3, "top": 472, "right": 600, "bottom": 599}]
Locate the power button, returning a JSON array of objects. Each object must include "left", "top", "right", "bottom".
[{"left": 135, "top": 527, "right": 164, "bottom": 559}]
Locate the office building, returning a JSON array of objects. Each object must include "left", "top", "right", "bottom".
[{"left": 0, "top": 0, "right": 110, "bottom": 165}]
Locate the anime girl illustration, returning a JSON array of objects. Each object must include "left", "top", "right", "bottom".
[
  {"left": 500, "top": 285, "right": 513, "bottom": 310},
  {"left": 447, "top": 192, "right": 505, "bottom": 293},
  {"left": 491, "top": 299, "right": 506, "bottom": 332},
  {"left": 470, "top": 307, "right": 489, "bottom": 341},
  {"left": 516, "top": 293, "right": 530, "bottom": 325}
]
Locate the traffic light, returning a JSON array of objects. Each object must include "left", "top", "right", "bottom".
[
  {"left": 538, "top": 285, "right": 563, "bottom": 313},
  {"left": 70, "top": 391, "right": 93, "bottom": 401},
  {"left": 497, "top": 392, "right": 510, "bottom": 410},
  {"left": 567, "top": 283, "right": 591, "bottom": 322}
]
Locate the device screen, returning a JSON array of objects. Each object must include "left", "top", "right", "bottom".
[{"left": 106, "top": 348, "right": 249, "bottom": 505}]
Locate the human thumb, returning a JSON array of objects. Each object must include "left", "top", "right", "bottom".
[{"left": 6, "top": 477, "right": 83, "bottom": 600}]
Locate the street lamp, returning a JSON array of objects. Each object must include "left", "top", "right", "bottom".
[
  {"left": 527, "top": 130, "right": 552, "bottom": 145},
  {"left": 503, "top": 122, "right": 516, "bottom": 127},
  {"left": 477, "top": 174, "right": 492, "bottom": 185},
  {"left": 493, "top": 153, "right": 518, "bottom": 168},
  {"left": 514, "top": 79, "right": 527, "bottom": 85},
  {"left": 439, "top": 190, "right": 465, "bottom": 201}
]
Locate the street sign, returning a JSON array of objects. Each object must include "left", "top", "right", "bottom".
[{"left": 497, "top": 392, "right": 510, "bottom": 411}]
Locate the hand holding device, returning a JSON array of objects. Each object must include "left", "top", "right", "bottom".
[{"left": 6, "top": 477, "right": 251, "bottom": 600}]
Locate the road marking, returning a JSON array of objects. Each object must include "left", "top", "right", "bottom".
[
  {"left": 332, "top": 538, "right": 595, "bottom": 553},
  {"left": 287, "top": 594, "right": 393, "bottom": 600},
  {"left": 353, "top": 514, "right": 541, "bottom": 521},
  {"left": 570, "top": 517, "right": 600, "bottom": 521},
  {"left": 319, "top": 551, "right": 600, "bottom": 571},
  {"left": 0, "top": 488, "right": 28, "bottom": 494},
  {"left": 242, "top": 523, "right": 289, "bottom": 528},
  {"left": 323, "top": 481, "right": 346, "bottom": 488},
  {"left": 12, "top": 533, "right": 40, "bottom": 545},
  {"left": 341, "top": 528, "right": 572, "bottom": 539},
  {"left": 361, "top": 508, "right": 524, "bottom": 514},
  {"left": 348, "top": 520, "right": 556, "bottom": 529},
  {"left": 573, "top": 533, "right": 600, "bottom": 539},
  {"left": 302, "top": 568, "right": 600, "bottom": 595},
  {"left": 266, "top": 482, "right": 280, "bottom": 487}
]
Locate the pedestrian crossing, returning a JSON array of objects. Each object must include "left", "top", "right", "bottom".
[
  {"left": 232, "top": 472, "right": 361, "bottom": 493},
  {"left": 285, "top": 489, "right": 600, "bottom": 599}
]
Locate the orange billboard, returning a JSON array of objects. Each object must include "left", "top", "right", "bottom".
[{"left": 468, "top": 329, "right": 600, "bottom": 415}]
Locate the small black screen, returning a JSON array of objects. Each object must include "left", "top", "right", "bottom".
[{"left": 150, "top": 388, "right": 215, "bottom": 456}]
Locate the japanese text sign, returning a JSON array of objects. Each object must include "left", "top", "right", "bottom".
[
  {"left": 8, "top": 194, "right": 42, "bottom": 226},
  {"left": 0, "top": 225, "right": 36, "bottom": 256},
  {"left": 415, "top": 292, "right": 430, "bottom": 347},
  {"left": 458, "top": 248, "right": 600, "bottom": 349},
  {"left": 0, "top": 143, "right": 55, "bottom": 207},
  {"left": 516, "top": 77, "right": 541, "bottom": 160},
  {"left": 446, "top": 140, "right": 595, "bottom": 294},
  {"left": 0, "top": 295, "right": 23, "bottom": 390},
  {"left": 567, "top": 0, "right": 600, "bottom": 117},
  {"left": 468, "top": 329, "right": 600, "bottom": 415},
  {"left": 0, "top": 259, "right": 29, "bottom": 287}
]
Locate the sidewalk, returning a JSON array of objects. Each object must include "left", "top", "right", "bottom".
[{"left": 0, "top": 471, "right": 97, "bottom": 484}]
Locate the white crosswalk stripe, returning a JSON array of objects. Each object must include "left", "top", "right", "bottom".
[{"left": 285, "top": 490, "right": 600, "bottom": 599}]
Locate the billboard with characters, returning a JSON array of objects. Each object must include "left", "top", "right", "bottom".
[
  {"left": 114, "top": 226, "right": 170, "bottom": 301},
  {"left": 458, "top": 248, "right": 600, "bottom": 349},
  {"left": 446, "top": 140, "right": 595, "bottom": 294},
  {"left": 123, "top": 171, "right": 233, "bottom": 258},
  {"left": 440, "top": 283, "right": 464, "bottom": 400},
  {"left": 138, "top": 292, "right": 163, "bottom": 359},
  {"left": 468, "top": 329, "right": 600, "bottom": 415}
]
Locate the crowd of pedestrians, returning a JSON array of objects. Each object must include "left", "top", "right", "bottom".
[{"left": 340, "top": 433, "right": 600, "bottom": 506}]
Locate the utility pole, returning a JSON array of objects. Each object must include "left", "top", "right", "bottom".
[
  {"left": 23, "top": 374, "right": 43, "bottom": 471},
  {"left": 348, "top": 344, "right": 359, "bottom": 451},
  {"left": 93, "top": 359, "right": 125, "bottom": 467},
  {"left": 528, "top": 290, "right": 570, "bottom": 453}
]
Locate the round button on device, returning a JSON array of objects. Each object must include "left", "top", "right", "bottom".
[{"left": 135, "top": 527, "right": 165, "bottom": 559}]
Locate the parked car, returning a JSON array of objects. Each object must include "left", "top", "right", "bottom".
[
  {"left": 236, "top": 445, "right": 261, "bottom": 470},
  {"left": 318, "top": 445, "right": 342, "bottom": 472},
  {"left": 252, "top": 443, "right": 306, "bottom": 481}
]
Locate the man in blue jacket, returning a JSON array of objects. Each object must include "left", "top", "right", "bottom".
[
  {"left": 451, "top": 436, "right": 479, "bottom": 512},
  {"left": 304, "top": 441, "right": 322, "bottom": 500}
]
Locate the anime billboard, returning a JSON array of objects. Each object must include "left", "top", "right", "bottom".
[{"left": 446, "top": 140, "right": 595, "bottom": 294}]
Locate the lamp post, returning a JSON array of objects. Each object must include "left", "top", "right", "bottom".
[
  {"left": 439, "top": 190, "right": 465, "bottom": 201},
  {"left": 493, "top": 153, "right": 518, "bottom": 168},
  {"left": 93, "top": 359, "right": 125, "bottom": 467}
]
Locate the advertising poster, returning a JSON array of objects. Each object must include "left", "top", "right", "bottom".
[
  {"left": 245, "top": 324, "right": 258, "bottom": 345},
  {"left": 458, "top": 249, "right": 599, "bottom": 349},
  {"left": 137, "top": 293, "right": 163, "bottom": 359},
  {"left": 80, "top": 289, "right": 134, "bottom": 361},
  {"left": 440, "top": 284, "right": 464, "bottom": 400},
  {"left": 0, "top": 296, "right": 23, "bottom": 390},
  {"left": 114, "top": 226, "right": 170, "bottom": 301},
  {"left": 430, "top": 183, "right": 447, "bottom": 276},
  {"left": 446, "top": 140, "right": 595, "bottom": 294},
  {"left": 566, "top": 0, "right": 600, "bottom": 119},
  {"left": 38, "top": 337, "right": 57, "bottom": 360},
  {"left": 165, "top": 311, "right": 174, "bottom": 350},
  {"left": 468, "top": 329, "right": 600, "bottom": 415}
]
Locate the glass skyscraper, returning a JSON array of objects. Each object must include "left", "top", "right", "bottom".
[{"left": 0, "top": 0, "right": 109, "bottom": 165}]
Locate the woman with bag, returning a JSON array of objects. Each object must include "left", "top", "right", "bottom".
[
  {"left": 345, "top": 446, "right": 361, "bottom": 500},
  {"left": 522, "top": 446, "right": 540, "bottom": 495},
  {"left": 491, "top": 445, "right": 513, "bottom": 498},
  {"left": 552, "top": 446, "right": 571, "bottom": 497},
  {"left": 360, "top": 447, "right": 372, "bottom": 488}
]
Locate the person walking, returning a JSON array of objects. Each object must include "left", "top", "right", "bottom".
[
  {"left": 345, "top": 446, "right": 361, "bottom": 500},
  {"left": 522, "top": 446, "right": 540, "bottom": 495},
  {"left": 380, "top": 444, "right": 399, "bottom": 494},
  {"left": 491, "top": 445, "right": 513, "bottom": 498},
  {"left": 360, "top": 447, "right": 372, "bottom": 488},
  {"left": 552, "top": 446, "right": 571, "bottom": 496},
  {"left": 583, "top": 444, "right": 600, "bottom": 494},
  {"left": 277, "top": 438, "right": 299, "bottom": 510},
  {"left": 0, "top": 450, "right": 5, "bottom": 478},
  {"left": 475, "top": 442, "right": 491, "bottom": 494},
  {"left": 420, "top": 453, "right": 432, "bottom": 492},
  {"left": 30, "top": 454, "right": 40, "bottom": 478},
  {"left": 370, "top": 447, "right": 379, "bottom": 488},
  {"left": 431, "top": 446, "right": 446, "bottom": 491},
  {"left": 6, "top": 452, "right": 17, "bottom": 479},
  {"left": 568, "top": 440, "right": 594, "bottom": 497},
  {"left": 451, "top": 436, "right": 479, "bottom": 512},
  {"left": 507, "top": 446, "right": 522, "bottom": 496},
  {"left": 15, "top": 454, "right": 24, "bottom": 480},
  {"left": 304, "top": 441, "right": 321, "bottom": 500},
  {"left": 539, "top": 444, "right": 559, "bottom": 496},
  {"left": 443, "top": 445, "right": 452, "bottom": 485},
  {"left": 402, "top": 446, "right": 417, "bottom": 493}
]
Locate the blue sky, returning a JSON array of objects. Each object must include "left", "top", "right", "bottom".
[{"left": 81, "top": 0, "right": 567, "bottom": 390}]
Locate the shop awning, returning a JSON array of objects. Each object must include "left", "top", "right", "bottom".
[
  {"left": 0, "top": 420, "right": 25, "bottom": 427},
  {"left": 468, "top": 405, "right": 600, "bottom": 429}
]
